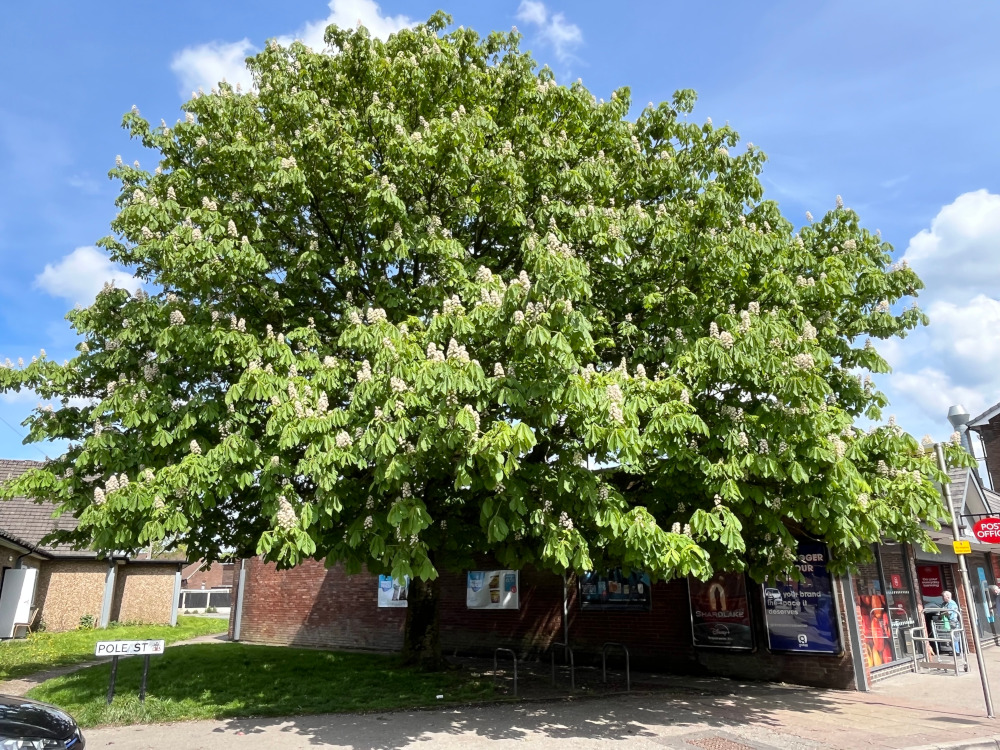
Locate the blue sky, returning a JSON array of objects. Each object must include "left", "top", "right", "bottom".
[{"left": 2, "top": 0, "right": 999, "bottom": 461}]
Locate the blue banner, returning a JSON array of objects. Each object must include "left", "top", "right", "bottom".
[{"left": 762, "top": 540, "right": 842, "bottom": 654}]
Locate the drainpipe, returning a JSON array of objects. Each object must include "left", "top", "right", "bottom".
[
  {"left": 170, "top": 568, "right": 182, "bottom": 626},
  {"left": 233, "top": 559, "right": 247, "bottom": 642},
  {"left": 99, "top": 559, "right": 118, "bottom": 628},
  {"left": 562, "top": 573, "right": 569, "bottom": 648}
]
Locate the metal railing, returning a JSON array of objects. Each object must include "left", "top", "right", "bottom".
[
  {"left": 601, "top": 642, "right": 630, "bottom": 692},
  {"left": 549, "top": 641, "right": 575, "bottom": 690},
  {"left": 909, "top": 607, "right": 969, "bottom": 676},
  {"left": 493, "top": 648, "right": 518, "bottom": 696}
]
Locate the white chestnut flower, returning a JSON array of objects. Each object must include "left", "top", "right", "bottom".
[
  {"left": 276, "top": 496, "right": 297, "bottom": 530},
  {"left": 190, "top": 440, "right": 201, "bottom": 455},
  {"left": 356, "top": 360, "right": 372, "bottom": 383},
  {"left": 792, "top": 353, "right": 814, "bottom": 370}
]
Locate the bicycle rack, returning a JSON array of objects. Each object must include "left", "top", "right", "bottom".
[
  {"left": 602, "top": 642, "right": 630, "bottom": 692},
  {"left": 549, "top": 641, "right": 575, "bottom": 690},
  {"left": 493, "top": 648, "right": 518, "bottom": 696}
]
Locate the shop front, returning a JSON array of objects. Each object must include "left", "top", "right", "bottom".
[
  {"left": 852, "top": 543, "right": 920, "bottom": 671},
  {"left": 915, "top": 531, "right": 999, "bottom": 648}
]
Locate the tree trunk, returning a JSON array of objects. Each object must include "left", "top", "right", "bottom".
[{"left": 401, "top": 576, "right": 445, "bottom": 670}]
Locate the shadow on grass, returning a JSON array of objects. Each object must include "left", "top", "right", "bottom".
[
  {"left": 28, "top": 643, "right": 869, "bottom": 748},
  {"left": 27, "top": 644, "right": 494, "bottom": 727}
]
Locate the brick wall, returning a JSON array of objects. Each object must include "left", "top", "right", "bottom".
[
  {"left": 237, "top": 558, "right": 405, "bottom": 651},
  {"left": 235, "top": 558, "right": 859, "bottom": 689},
  {"left": 111, "top": 565, "right": 176, "bottom": 625},
  {"left": 34, "top": 560, "right": 107, "bottom": 632}
]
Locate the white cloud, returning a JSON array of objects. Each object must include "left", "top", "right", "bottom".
[
  {"left": 171, "top": 39, "right": 256, "bottom": 98},
  {"left": 170, "top": 0, "right": 414, "bottom": 96},
  {"left": 0, "top": 389, "right": 38, "bottom": 405},
  {"left": 882, "top": 190, "right": 1000, "bottom": 438},
  {"left": 278, "top": 0, "right": 413, "bottom": 49},
  {"left": 35, "top": 247, "right": 139, "bottom": 305},
  {"left": 924, "top": 295, "right": 1000, "bottom": 381},
  {"left": 903, "top": 189, "right": 1000, "bottom": 304},
  {"left": 516, "top": 1, "right": 583, "bottom": 65},
  {"left": 891, "top": 368, "right": 986, "bottom": 427}
]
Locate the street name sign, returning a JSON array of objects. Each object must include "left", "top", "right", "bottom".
[
  {"left": 95, "top": 640, "right": 165, "bottom": 657},
  {"left": 96, "top": 640, "right": 165, "bottom": 704}
]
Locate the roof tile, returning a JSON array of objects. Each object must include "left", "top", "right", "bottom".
[{"left": 0, "top": 459, "right": 95, "bottom": 557}]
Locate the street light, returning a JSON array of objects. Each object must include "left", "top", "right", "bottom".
[{"left": 934, "top": 441, "right": 994, "bottom": 719}]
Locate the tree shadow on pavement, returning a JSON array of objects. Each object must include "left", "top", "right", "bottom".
[{"left": 215, "top": 682, "right": 842, "bottom": 749}]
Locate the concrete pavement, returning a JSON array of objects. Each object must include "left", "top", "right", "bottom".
[{"left": 82, "top": 663, "right": 1000, "bottom": 750}]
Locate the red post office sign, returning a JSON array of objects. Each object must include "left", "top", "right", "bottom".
[{"left": 972, "top": 517, "right": 1000, "bottom": 544}]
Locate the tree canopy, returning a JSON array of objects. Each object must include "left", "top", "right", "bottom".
[{"left": 0, "top": 13, "right": 968, "bottom": 591}]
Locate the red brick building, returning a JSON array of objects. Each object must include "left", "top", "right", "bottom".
[
  {"left": 181, "top": 561, "right": 235, "bottom": 591},
  {"left": 230, "top": 557, "right": 863, "bottom": 690}
]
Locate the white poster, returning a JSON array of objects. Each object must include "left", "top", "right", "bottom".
[
  {"left": 377, "top": 575, "right": 409, "bottom": 608},
  {"left": 466, "top": 570, "right": 519, "bottom": 610}
]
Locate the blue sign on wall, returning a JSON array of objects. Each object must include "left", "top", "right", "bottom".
[{"left": 762, "top": 540, "right": 842, "bottom": 654}]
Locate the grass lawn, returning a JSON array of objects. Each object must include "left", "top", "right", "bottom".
[
  {"left": 28, "top": 643, "right": 494, "bottom": 727},
  {"left": 0, "top": 617, "right": 227, "bottom": 682}
]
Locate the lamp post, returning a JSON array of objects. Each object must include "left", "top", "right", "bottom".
[{"left": 935, "top": 442, "right": 995, "bottom": 719}]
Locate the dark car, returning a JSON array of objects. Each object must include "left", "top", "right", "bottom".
[{"left": 0, "top": 695, "right": 85, "bottom": 749}]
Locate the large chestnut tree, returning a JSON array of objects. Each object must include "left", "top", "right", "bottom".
[{"left": 1, "top": 13, "right": 967, "bottom": 667}]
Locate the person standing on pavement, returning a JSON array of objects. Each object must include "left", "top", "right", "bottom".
[
  {"left": 942, "top": 590, "right": 963, "bottom": 655},
  {"left": 989, "top": 584, "right": 1000, "bottom": 645}
]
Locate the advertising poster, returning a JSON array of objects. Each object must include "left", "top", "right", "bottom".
[
  {"left": 377, "top": 575, "right": 409, "bottom": 608},
  {"left": 689, "top": 572, "right": 754, "bottom": 650},
  {"left": 578, "top": 569, "right": 652, "bottom": 610},
  {"left": 857, "top": 593, "right": 893, "bottom": 667},
  {"left": 467, "top": 570, "right": 519, "bottom": 610},
  {"left": 762, "top": 540, "right": 842, "bottom": 654},
  {"left": 916, "top": 565, "right": 943, "bottom": 599}
]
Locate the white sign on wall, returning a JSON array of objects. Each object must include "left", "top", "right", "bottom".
[
  {"left": 466, "top": 570, "right": 519, "bottom": 610},
  {"left": 95, "top": 640, "right": 165, "bottom": 657},
  {"left": 377, "top": 575, "right": 409, "bottom": 608}
]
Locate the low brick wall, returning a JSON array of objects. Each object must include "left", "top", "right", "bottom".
[
  {"left": 34, "top": 561, "right": 107, "bottom": 632},
  {"left": 234, "top": 558, "right": 859, "bottom": 689}
]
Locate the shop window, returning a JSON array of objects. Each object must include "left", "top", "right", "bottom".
[{"left": 854, "top": 544, "right": 918, "bottom": 668}]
